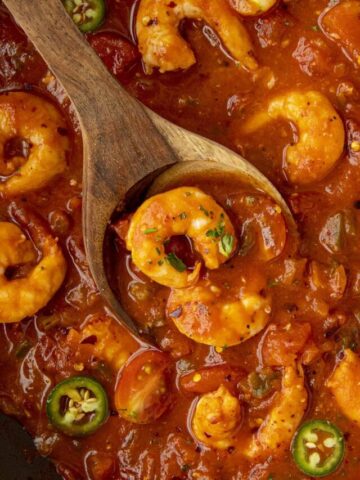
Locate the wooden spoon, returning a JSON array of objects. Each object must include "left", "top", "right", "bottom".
[{"left": 3, "top": 0, "right": 295, "bottom": 334}]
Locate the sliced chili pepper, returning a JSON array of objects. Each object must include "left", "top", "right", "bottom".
[
  {"left": 46, "top": 376, "right": 109, "bottom": 437},
  {"left": 292, "top": 419, "right": 345, "bottom": 477},
  {"left": 63, "top": 0, "right": 105, "bottom": 33}
]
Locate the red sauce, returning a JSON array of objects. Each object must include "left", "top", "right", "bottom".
[{"left": 1, "top": 1, "right": 360, "bottom": 479}]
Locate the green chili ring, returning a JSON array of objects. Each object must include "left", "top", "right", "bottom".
[
  {"left": 46, "top": 376, "right": 109, "bottom": 437},
  {"left": 63, "top": 0, "right": 105, "bottom": 33},
  {"left": 292, "top": 419, "right": 345, "bottom": 477}
]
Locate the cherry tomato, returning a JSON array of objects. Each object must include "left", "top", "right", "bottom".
[
  {"left": 231, "top": 193, "right": 287, "bottom": 261},
  {"left": 115, "top": 349, "right": 172, "bottom": 424},
  {"left": 88, "top": 32, "right": 139, "bottom": 79}
]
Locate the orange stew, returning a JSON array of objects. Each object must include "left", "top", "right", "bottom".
[{"left": 1, "top": 0, "right": 360, "bottom": 479}]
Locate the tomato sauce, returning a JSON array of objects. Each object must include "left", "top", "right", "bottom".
[{"left": 1, "top": 0, "right": 360, "bottom": 479}]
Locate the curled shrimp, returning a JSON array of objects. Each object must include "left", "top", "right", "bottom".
[
  {"left": 0, "top": 204, "right": 67, "bottom": 323},
  {"left": 229, "top": 0, "right": 277, "bottom": 16},
  {"left": 191, "top": 366, "right": 307, "bottom": 456},
  {"left": 136, "top": 0, "right": 257, "bottom": 74},
  {"left": 243, "top": 91, "right": 345, "bottom": 184},
  {"left": 326, "top": 349, "right": 360, "bottom": 424},
  {"left": 0, "top": 92, "right": 69, "bottom": 197},
  {"left": 244, "top": 366, "right": 307, "bottom": 458},
  {"left": 126, "top": 187, "right": 237, "bottom": 288},
  {"left": 191, "top": 385, "right": 242, "bottom": 449},
  {"left": 166, "top": 274, "right": 271, "bottom": 347}
]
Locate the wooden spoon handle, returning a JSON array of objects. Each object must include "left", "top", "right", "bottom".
[
  {"left": 4, "top": 0, "right": 178, "bottom": 311},
  {"left": 3, "top": 0, "right": 177, "bottom": 178}
]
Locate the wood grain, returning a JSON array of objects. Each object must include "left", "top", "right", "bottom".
[{"left": 3, "top": 0, "right": 295, "bottom": 334}]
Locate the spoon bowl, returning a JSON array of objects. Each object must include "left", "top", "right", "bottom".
[{"left": 4, "top": 0, "right": 296, "bottom": 335}]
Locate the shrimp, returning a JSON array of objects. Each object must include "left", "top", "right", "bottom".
[
  {"left": 321, "top": 1, "right": 360, "bottom": 67},
  {"left": 0, "top": 204, "right": 67, "bottom": 323},
  {"left": 229, "top": 0, "right": 277, "bottom": 16},
  {"left": 0, "top": 92, "right": 69, "bottom": 197},
  {"left": 191, "top": 366, "right": 307, "bottom": 457},
  {"left": 326, "top": 349, "right": 360, "bottom": 425},
  {"left": 242, "top": 91, "right": 345, "bottom": 184},
  {"left": 244, "top": 366, "right": 307, "bottom": 458},
  {"left": 66, "top": 315, "right": 138, "bottom": 371},
  {"left": 166, "top": 274, "right": 271, "bottom": 347},
  {"left": 126, "top": 187, "right": 237, "bottom": 288},
  {"left": 191, "top": 385, "right": 242, "bottom": 449},
  {"left": 136, "top": 0, "right": 257, "bottom": 74}
]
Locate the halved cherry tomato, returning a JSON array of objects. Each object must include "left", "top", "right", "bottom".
[
  {"left": 179, "top": 364, "right": 244, "bottom": 395},
  {"left": 230, "top": 193, "right": 287, "bottom": 261},
  {"left": 88, "top": 32, "right": 139, "bottom": 79},
  {"left": 115, "top": 349, "right": 172, "bottom": 424}
]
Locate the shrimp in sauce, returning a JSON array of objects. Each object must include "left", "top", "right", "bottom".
[
  {"left": 0, "top": 92, "right": 69, "bottom": 197},
  {"left": 167, "top": 274, "right": 271, "bottom": 347},
  {"left": 0, "top": 204, "right": 67, "bottom": 323},
  {"left": 229, "top": 0, "right": 277, "bottom": 16},
  {"left": 126, "top": 187, "right": 237, "bottom": 288},
  {"left": 243, "top": 91, "right": 345, "bottom": 184},
  {"left": 191, "top": 384, "right": 242, "bottom": 450},
  {"left": 327, "top": 349, "right": 360, "bottom": 425},
  {"left": 136, "top": 0, "right": 258, "bottom": 73}
]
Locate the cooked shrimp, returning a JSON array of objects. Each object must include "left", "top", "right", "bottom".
[
  {"left": 67, "top": 316, "right": 138, "bottom": 371},
  {"left": 321, "top": 1, "right": 360, "bottom": 67},
  {"left": 136, "top": 0, "right": 257, "bottom": 74},
  {"left": 191, "top": 385, "right": 242, "bottom": 449},
  {"left": 0, "top": 92, "right": 69, "bottom": 197},
  {"left": 126, "top": 187, "right": 237, "bottom": 288},
  {"left": 243, "top": 91, "right": 345, "bottom": 184},
  {"left": 326, "top": 349, "right": 360, "bottom": 425},
  {"left": 0, "top": 204, "right": 67, "bottom": 323},
  {"left": 166, "top": 274, "right": 271, "bottom": 347},
  {"left": 244, "top": 366, "right": 307, "bottom": 458},
  {"left": 191, "top": 366, "right": 307, "bottom": 457},
  {"left": 229, "top": 0, "right": 277, "bottom": 16}
]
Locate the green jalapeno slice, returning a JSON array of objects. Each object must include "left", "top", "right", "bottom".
[
  {"left": 63, "top": 0, "right": 105, "bottom": 33},
  {"left": 46, "top": 376, "right": 109, "bottom": 437},
  {"left": 292, "top": 419, "right": 345, "bottom": 477}
]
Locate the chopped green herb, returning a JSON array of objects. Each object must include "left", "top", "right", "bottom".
[
  {"left": 311, "top": 24, "right": 320, "bottom": 31},
  {"left": 219, "top": 233, "right": 234, "bottom": 257},
  {"left": 158, "top": 260, "right": 164, "bottom": 266},
  {"left": 166, "top": 253, "right": 186, "bottom": 272},
  {"left": 179, "top": 212, "right": 188, "bottom": 220},
  {"left": 15, "top": 340, "right": 32, "bottom": 359},
  {"left": 206, "top": 221, "right": 225, "bottom": 238},
  {"left": 199, "top": 205, "right": 210, "bottom": 217},
  {"left": 181, "top": 464, "right": 191, "bottom": 472},
  {"left": 144, "top": 227, "right": 158, "bottom": 234},
  {"left": 155, "top": 247, "right": 161, "bottom": 255}
]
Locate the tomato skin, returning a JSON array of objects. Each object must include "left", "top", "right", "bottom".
[
  {"left": 88, "top": 32, "right": 139, "bottom": 79},
  {"left": 115, "top": 349, "right": 173, "bottom": 424},
  {"left": 261, "top": 322, "right": 313, "bottom": 367}
]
